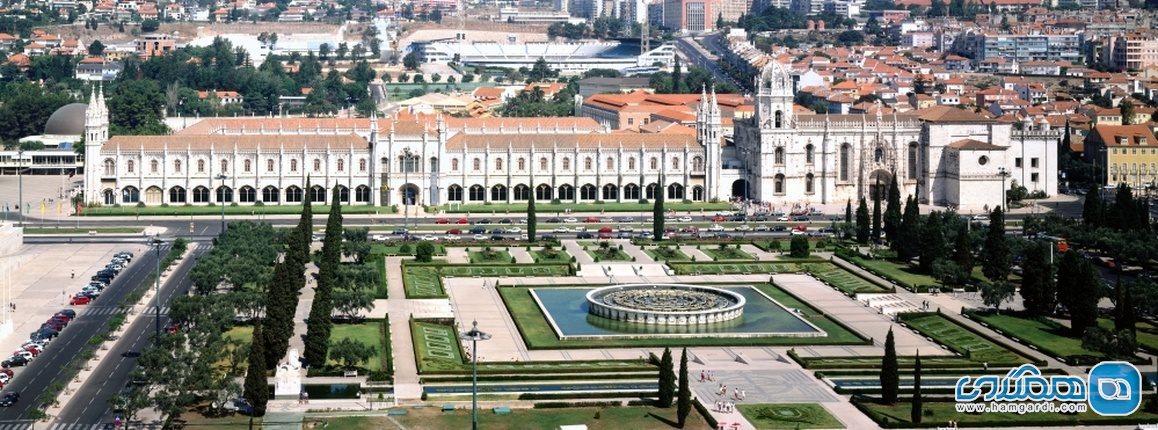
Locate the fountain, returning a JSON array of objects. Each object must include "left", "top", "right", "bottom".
[{"left": 585, "top": 284, "right": 746, "bottom": 326}]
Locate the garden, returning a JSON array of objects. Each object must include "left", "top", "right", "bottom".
[
  {"left": 965, "top": 311, "right": 1152, "bottom": 364},
  {"left": 403, "top": 263, "right": 574, "bottom": 298},
  {"left": 736, "top": 403, "right": 845, "bottom": 429},
  {"left": 532, "top": 244, "right": 572, "bottom": 263},
  {"left": 584, "top": 241, "right": 633, "bottom": 262},
  {"left": 699, "top": 244, "right": 755, "bottom": 261},
  {"left": 898, "top": 313, "right": 1036, "bottom": 366},
  {"left": 469, "top": 247, "right": 514, "bottom": 264},
  {"left": 644, "top": 245, "right": 692, "bottom": 262}
]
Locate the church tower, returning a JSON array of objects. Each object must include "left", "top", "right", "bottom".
[
  {"left": 84, "top": 85, "right": 109, "bottom": 205},
  {"left": 755, "top": 61, "right": 794, "bottom": 130},
  {"left": 697, "top": 85, "right": 722, "bottom": 201}
]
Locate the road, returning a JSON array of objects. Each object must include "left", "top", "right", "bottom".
[
  {"left": 675, "top": 33, "right": 743, "bottom": 91},
  {"left": 54, "top": 242, "right": 209, "bottom": 426},
  {"left": 0, "top": 249, "right": 161, "bottom": 421}
]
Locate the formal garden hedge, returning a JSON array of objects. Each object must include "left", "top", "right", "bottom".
[
  {"left": 963, "top": 310, "right": 1151, "bottom": 366},
  {"left": 896, "top": 312, "right": 1044, "bottom": 366}
]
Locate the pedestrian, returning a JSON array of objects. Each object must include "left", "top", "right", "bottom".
[
  {"left": 71, "top": 271, "right": 75, "bottom": 279},
  {"left": 700, "top": 370, "right": 705, "bottom": 382},
  {"left": 741, "top": 389, "right": 746, "bottom": 400}
]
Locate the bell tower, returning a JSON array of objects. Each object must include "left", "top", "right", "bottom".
[
  {"left": 84, "top": 85, "right": 109, "bottom": 205},
  {"left": 755, "top": 61, "right": 795, "bottom": 130}
]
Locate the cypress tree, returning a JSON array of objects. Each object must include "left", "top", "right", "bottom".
[
  {"left": 527, "top": 190, "right": 537, "bottom": 242},
  {"left": 898, "top": 195, "right": 921, "bottom": 262},
  {"left": 855, "top": 197, "right": 870, "bottom": 244},
  {"left": 918, "top": 211, "right": 944, "bottom": 273},
  {"left": 1084, "top": 184, "right": 1103, "bottom": 227},
  {"left": 1058, "top": 252, "right": 1101, "bottom": 336},
  {"left": 1114, "top": 281, "right": 1136, "bottom": 334},
  {"left": 658, "top": 347, "right": 675, "bottom": 407},
  {"left": 881, "top": 327, "right": 899, "bottom": 404},
  {"left": 304, "top": 186, "right": 343, "bottom": 367},
  {"left": 884, "top": 175, "right": 902, "bottom": 247},
  {"left": 264, "top": 179, "right": 314, "bottom": 369},
  {"left": 911, "top": 351, "right": 922, "bottom": 424},
  {"left": 677, "top": 348, "right": 691, "bottom": 427},
  {"left": 654, "top": 174, "right": 665, "bottom": 241},
  {"left": 951, "top": 222, "right": 973, "bottom": 280},
  {"left": 845, "top": 199, "right": 853, "bottom": 224},
  {"left": 671, "top": 55, "right": 682, "bottom": 94},
  {"left": 872, "top": 190, "right": 882, "bottom": 242},
  {"left": 982, "top": 207, "right": 1011, "bottom": 283},
  {"left": 1019, "top": 242, "right": 1056, "bottom": 317},
  {"left": 244, "top": 321, "right": 269, "bottom": 416}
]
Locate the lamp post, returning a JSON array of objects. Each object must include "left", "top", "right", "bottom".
[
  {"left": 149, "top": 235, "right": 164, "bottom": 346},
  {"left": 459, "top": 320, "right": 491, "bottom": 430},
  {"left": 215, "top": 174, "right": 228, "bottom": 232},
  {"left": 17, "top": 147, "right": 23, "bottom": 227},
  {"left": 997, "top": 167, "right": 1009, "bottom": 212}
]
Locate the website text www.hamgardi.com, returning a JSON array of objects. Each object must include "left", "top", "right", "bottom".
[{"left": 955, "top": 402, "right": 1088, "bottom": 414}]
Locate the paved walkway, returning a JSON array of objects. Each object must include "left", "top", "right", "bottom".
[{"left": 383, "top": 256, "right": 430, "bottom": 402}]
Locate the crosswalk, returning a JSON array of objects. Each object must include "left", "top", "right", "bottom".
[
  {"left": 0, "top": 422, "right": 33, "bottom": 430},
  {"left": 46, "top": 423, "right": 115, "bottom": 430},
  {"left": 80, "top": 306, "right": 169, "bottom": 317}
]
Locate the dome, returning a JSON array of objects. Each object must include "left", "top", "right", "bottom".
[{"left": 44, "top": 103, "right": 88, "bottom": 136}]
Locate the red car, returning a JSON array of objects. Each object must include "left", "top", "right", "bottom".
[
  {"left": 435, "top": 218, "right": 450, "bottom": 224},
  {"left": 69, "top": 296, "right": 92, "bottom": 306},
  {"left": 0, "top": 368, "right": 13, "bottom": 378},
  {"left": 712, "top": 215, "right": 726, "bottom": 222},
  {"left": 598, "top": 227, "right": 614, "bottom": 233},
  {"left": 584, "top": 217, "right": 601, "bottom": 223},
  {"left": 456, "top": 218, "right": 470, "bottom": 224},
  {"left": 446, "top": 228, "right": 462, "bottom": 234},
  {"left": 598, "top": 232, "right": 612, "bottom": 239}
]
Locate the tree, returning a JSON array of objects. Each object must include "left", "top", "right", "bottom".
[
  {"left": 911, "top": 352, "right": 923, "bottom": 424},
  {"left": 1019, "top": 242, "right": 1056, "bottom": 317},
  {"left": 108, "top": 79, "right": 169, "bottom": 135},
  {"left": 1083, "top": 184, "right": 1104, "bottom": 226},
  {"left": 430, "top": 8, "right": 443, "bottom": 23},
  {"left": 653, "top": 175, "right": 665, "bottom": 241},
  {"left": 677, "top": 348, "right": 691, "bottom": 427},
  {"left": 1114, "top": 281, "right": 1136, "bottom": 334},
  {"left": 981, "top": 281, "right": 1015, "bottom": 311},
  {"left": 951, "top": 223, "right": 974, "bottom": 279},
  {"left": 845, "top": 199, "right": 853, "bottom": 224},
  {"left": 929, "top": 0, "right": 946, "bottom": 15},
  {"left": 671, "top": 55, "right": 684, "bottom": 94},
  {"left": 141, "top": 19, "right": 160, "bottom": 32},
  {"left": 865, "top": 15, "right": 881, "bottom": 36},
  {"left": 982, "top": 207, "right": 1011, "bottom": 283},
  {"left": 1057, "top": 251, "right": 1099, "bottom": 335},
  {"left": 243, "top": 321, "right": 269, "bottom": 416},
  {"left": 527, "top": 190, "right": 537, "bottom": 242},
  {"left": 790, "top": 235, "right": 810, "bottom": 258},
  {"left": 88, "top": 40, "right": 105, "bottom": 55},
  {"left": 872, "top": 191, "right": 882, "bottom": 242},
  {"left": 658, "top": 347, "right": 675, "bottom": 408},
  {"left": 402, "top": 52, "right": 420, "bottom": 70},
  {"left": 898, "top": 196, "right": 922, "bottom": 261},
  {"left": 415, "top": 241, "right": 435, "bottom": 262},
  {"left": 881, "top": 327, "right": 899, "bottom": 404},
  {"left": 1120, "top": 99, "right": 1135, "bottom": 125},
  {"left": 716, "top": 12, "right": 725, "bottom": 30},
  {"left": 918, "top": 211, "right": 945, "bottom": 273},
  {"left": 319, "top": 43, "right": 332, "bottom": 59},
  {"left": 328, "top": 338, "right": 375, "bottom": 370},
  {"left": 856, "top": 197, "right": 870, "bottom": 244},
  {"left": 884, "top": 176, "right": 902, "bottom": 247},
  {"left": 304, "top": 186, "right": 343, "bottom": 368}
]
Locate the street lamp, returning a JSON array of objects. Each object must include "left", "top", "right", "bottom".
[
  {"left": 148, "top": 235, "right": 165, "bottom": 346},
  {"left": 997, "top": 167, "right": 1009, "bottom": 212},
  {"left": 215, "top": 174, "right": 229, "bottom": 232},
  {"left": 17, "top": 147, "right": 23, "bottom": 227},
  {"left": 459, "top": 320, "right": 491, "bottom": 430}
]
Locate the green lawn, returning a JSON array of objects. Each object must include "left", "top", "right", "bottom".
[
  {"left": 969, "top": 312, "right": 1108, "bottom": 362},
  {"left": 403, "top": 265, "right": 447, "bottom": 298},
  {"left": 645, "top": 247, "right": 692, "bottom": 261},
  {"left": 371, "top": 243, "right": 446, "bottom": 256},
  {"left": 440, "top": 264, "right": 572, "bottom": 278},
  {"left": 793, "top": 354, "right": 984, "bottom": 369},
  {"left": 901, "top": 313, "right": 1029, "bottom": 365},
  {"left": 327, "top": 322, "right": 387, "bottom": 372},
  {"left": 468, "top": 250, "right": 514, "bottom": 264},
  {"left": 857, "top": 400, "right": 1158, "bottom": 427},
  {"left": 24, "top": 227, "right": 145, "bottom": 234},
  {"left": 532, "top": 248, "right": 572, "bottom": 263},
  {"left": 390, "top": 404, "right": 714, "bottom": 430},
  {"left": 700, "top": 246, "right": 756, "bottom": 261},
  {"left": 80, "top": 204, "right": 395, "bottom": 216},
  {"left": 410, "top": 320, "right": 466, "bottom": 373},
  {"left": 585, "top": 246, "right": 633, "bottom": 262},
  {"left": 667, "top": 261, "right": 815, "bottom": 275},
  {"left": 498, "top": 283, "right": 867, "bottom": 349},
  {"left": 737, "top": 403, "right": 845, "bottom": 429},
  {"left": 843, "top": 254, "right": 939, "bottom": 288},
  {"left": 436, "top": 201, "right": 731, "bottom": 214},
  {"left": 805, "top": 264, "right": 893, "bottom": 295}
]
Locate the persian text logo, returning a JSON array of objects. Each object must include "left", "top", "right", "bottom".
[{"left": 954, "top": 362, "right": 1141, "bottom": 416}]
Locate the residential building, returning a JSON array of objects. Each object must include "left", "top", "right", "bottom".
[
  {"left": 136, "top": 34, "right": 175, "bottom": 59},
  {"left": 1083, "top": 124, "right": 1158, "bottom": 187}
]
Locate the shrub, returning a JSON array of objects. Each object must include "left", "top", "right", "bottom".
[
  {"left": 510, "top": 256, "right": 517, "bottom": 263},
  {"left": 790, "top": 235, "right": 810, "bottom": 258},
  {"left": 398, "top": 244, "right": 411, "bottom": 254}
]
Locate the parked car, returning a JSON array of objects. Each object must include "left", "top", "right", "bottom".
[
  {"left": 435, "top": 218, "right": 450, "bottom": 224},
  {"left": 0, "top": 392, "right": 19, "bottom": 407},
  {"left": 455, "top": 218, "right": 470, "bottom": 224},
  {"left": 707, "top": 224, "right": 725, "bottom": 232},
  {"left": 584, "top": 217, "right": 601, "bottom": 223},
  {"left": 499, "top": 218, "right": 513, "bottom": 224},
  {"left": 446, "top": 228, "right": 463, "bottom": 234},
  {"left": 57, "top": 309, "right": 77, "bottom": 319},
  {"left": 546, "top": 218, "right": 562, "bottom": 224},
  {"left": 507, "top": 227, "right": 522, "bottom": 233},
  {"left": 563, "top": 217, "right": 578, "bottom": 223},
  {"left": 677, "top": 216, "right": 692, "bottom": 222},
  {"left": 576, "top": 232, "right": 594, "bottom": 239},
  {"left": 2, "top": 356, "right": 28, "bottom": 368},
  {"left": 552, "top": 226, "right": 571, "bottom": 233},
  {"left": 489, "top": 235, "right": 506, "bottom": 241},
  {"left": 392, "top": 228, "right": 409, "bottom": 235},
  {"left": 69, "top": 296, "right": 92, "bottom": 306},
  {"left": 477, "top": 218, "right": 492, "bottom": 224}
]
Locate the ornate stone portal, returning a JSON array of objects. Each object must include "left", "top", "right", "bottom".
[{"left": 585, "top": 284, "right": 746, "bottom": 326}]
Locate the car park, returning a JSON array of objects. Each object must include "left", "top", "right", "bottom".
[
  {"left": 0, "top": 392, "right": 18, "bottom": 407},
  {"left": 507, "top": 227, "right": 522, "bottom": 233},
  {"left": 553, "top": 226, "right": 571, "bottom": 233},
  {"left": 618, "top": 217, "right": 634, "bottom": 223},
  {"left": 707, "top": 224, "right": 725, "bottom": 232},
  {"left": 370, "top": 234, "right": 387, "bottom": 241},
  {"left": 754, "top": 225, "right": 771, "bottom": 232},
  {"left": 540, "top": 234, "right": 558, "bottom": 241},
  {"left": 584, "top": 217, "right": 601, "bottom": 223},
  {"left": 490, "top": 235, "right": 506, "bottom": 241},
  {"left": 598, "top": 232, "right": 612, "bottom": 239},
  {"left": 499, "top": 218, "right": 513, "bottom": 224},
  {"left": 489, "top": 228, "right": 506, "bottom": 234},
  {"left": 392, "top": 228, "right": 409, "bottom": 235},
  {"left": 443, "top": 235, "right": 461, "bottom": 241},
  {"left": 735, "top": 225, "right": 752, "bottom": 232},
  {"left": 546, "top": 218, "right": 562, "bottom": 223},
  {"left": 421, "top": 235, "right": 436, "bottom": 241},
  {"left": 446, "top": 228, "right": 463, "bottom": 234},
  {"left": 57, "top": 309, "right": 77, "bottom": 319},
  {"left": 456, "top": 218, "right": 470, "bottom": 224}
]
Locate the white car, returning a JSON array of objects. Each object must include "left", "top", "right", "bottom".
[
  {"left": 508, "top": 227, "right": 522, "bottom": 233},
  {"left": 563, "top": 217, "right": 578, "bottom": 223},
  {"left": 473, "top": 234, "right": 487, "bottom": 241},
  {"left": 734, "top": 225, "right": 752, "bottom": 232},
  {"left": 791, "top": 229, "right": 806, "bottom": 236},
  {"left": 777, "top": 216, "right": 790, "bottom": 221},
  {"left": 519, "top": 234, "right": 529, "bottom": 240},
  {"left": 443, "top": 235, "right": 461, "bottom": 241},
  {"left": 707, "top": 224, "right": 725, "bottom": 232},
  {"left": 421, "top": 235, "right": 436, "bottom": 241},
  {"left": 553, "top": 226, "right": 571, "bottom": 233},
  {"left": 370, "top": 234, "right": 387, "bottom": 241},
  {"left": 677, "top": 216, "right": 692, "bottom": 222}
]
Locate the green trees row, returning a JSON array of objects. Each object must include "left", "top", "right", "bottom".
[{"left": 656, "top": 347, "right": 692, "bottom": 427}]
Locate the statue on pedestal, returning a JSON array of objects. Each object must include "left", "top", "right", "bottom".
[{"left": 274, "top": 348, "right": 303, "bottom": 397}]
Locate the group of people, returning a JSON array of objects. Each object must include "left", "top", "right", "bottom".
[
  {"left": 699, "top": 369, "right": 715, "bottom": 382},
  {"left": 714, "top": 400, "right": 736, "bottom": 413}
]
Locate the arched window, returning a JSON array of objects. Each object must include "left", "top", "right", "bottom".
[
  {"left": 121, "top": 186, "right": 140, "bottom": 203},
  {"left": 468, "top": 185, "right": 485, "bottom": 201},
  {"left": 693, "top": 156, "right": 703, "bottom": 171},
  {"left": 602, "top": 184, "right": 618, "bottom": 200},
  {"left": 517, "top": 158, "right": 525, "bottom": 171},
  {"left": 150, "top": 160, "right": 158, "bottom": 174},
  {"left": 584, "top": 157, "right": 593, "bottom": 170},
  {"left": 359, "top": 159, "right": 367, "bottom": 172},
  {"left": 580, "top": 184, "right": 597, "bottom": 200},
  {"left": 907, "top": 142, "right": 919, "bottom": 179},
  {"left": 355, "top": 185, "right": 371, "bottom": 202},
  {"left": 628, "top": 157, "right": 636, "bottom": 170},
  {"left": 244, "top": 159, "right": 252, "bottom": 173},
  {"left": 174, "top": 159, "right": 182, "bottom": 173},
  {"left": 447, "top": 185, "right": 463, "bottom": 201},
  {"left": 605, "top": 157, "right": 614, "bottom": 170},
  {"left": 645, "top": 183, "right": 658, "bottom": 199},
  {"left": 491, "top": 185, "right": 507, "bottom": 201},
  {"left": 313, "top": 159, "right": 322, "bottom": 172},
  {"left": 451, "top": 158, "right": 459, "bottom": 171},
  {"left": 805, "top": 144, "right": 814, "bottom": 164},
  {"left": 220, "top": 159, "right": 228, "bottom": 173},
  {"left": 290, "top": 159, "right": 298, "bottom": 172},
  {"left": 337, "top": 159, "right": 344, "bottom": 172},
  {"left": 127, "top": 160, "right": 135, "bottom": 173},
  {"left": 400, "top": 155, "right": 417, "bottom": 173},
  {"left": 286, "top": 186, "right": 303, "bottom": 202},
  {"left": 774, "top": 174, "right": 785, "bottom": 194},
  {"left": 539, "top": 157, "right": 548, "bottom": 171},
  {"left": 262, "top": 186, "right": 279, "bottom": 203},
  {"left": 667, "top": 183, "right": 684, "bottom": 199},
  {"left": 535, "top": 184, "right": 552, "bottom": 200},
  {"left": 839, "top": 144, "right": 850, "bottom": 181},
  {"left": 215, "top": 186, "right": 233, "bottom": 203},
  {"left": 192, "top": 186, "right": 210, "bottom": 203},
  {"left": 874, "top": 147, "right": 884, "bottom": 163},
  {"left": 473, "top": 158, "right": 481, "bottom": 170},
  {"left": 495, "top": 158, "right": 504, "bottom": 171},
  {"left": 558, "top": 184, "right": 574, "bottom": 200},
  {"left": 774, "top": 147, "right": 785, "bottom": 165},
  {"left": 169, "top": 187, "right": 186, "bottom": 203},
  {"left": 310, "top": 185, "right": 326, "bottom": 202},
  {"left": 562, "top": 157, "right": 571, "bottom": 170},
  {"left": 513, "top": 184, "right": 530, "bottom": 201},
  {"left": 692, "top": 186, "right": 704, "bottom": 201},
  {"left": 267, "top": 159, "right": 274, "bottom": 172},
  {"left": 649, "top": 157, "right": 657, "bottom": 170},
  {"left": 197, "top": 159, "right": 205, "bottom": 173},
  {"left": 239, "top": 186, "right": 256, "bottom": 203},
  {"left": 104, "top": 159, "right": 115, "bottom": 176},
  {"left": 805, "top": 173, "right": 814, "bottom": 194},
  {"left": 775, "top": 110, "right": 783, "bottom": 128},
  {"left": 623, "top": 183, "right": 640, "bottom": 200},
  {"left": 672, "top": 157, "right": 680, "bottom": 170}
]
